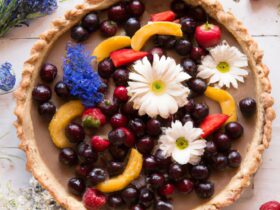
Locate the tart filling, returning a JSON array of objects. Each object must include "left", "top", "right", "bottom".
[{"left": 14, "top": 0, "right": 275, "bottom": 210}]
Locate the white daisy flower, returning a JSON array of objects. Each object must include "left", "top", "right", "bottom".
[
  {"left": 158, "top": 121, "right": 207, "bottom": 165},
  {"left": 197, "top": 41, "right": 249, "bottom": 89},
  {"left": 128, "top": 54, "right": 191, "bottom": 119}
]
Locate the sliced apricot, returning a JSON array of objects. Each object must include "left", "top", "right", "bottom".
[
  {"left": 96, "top": 149, "right": 143, "bottom": 193},
  {"left": 49, "top": 100, "right": 84, "bottom": 148},
  {"left": 93, "top": 36, "right": 131, "bottom": 62},
  {"left": 204, "top": 86, "right": 237, "bottom": 123},
  {"left": 131, "top": 22, "right": 183, "bottom": 51}
]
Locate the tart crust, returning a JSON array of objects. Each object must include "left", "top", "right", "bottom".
[{"left": 14, "top": 0, "right": 275, "bottom": 209}]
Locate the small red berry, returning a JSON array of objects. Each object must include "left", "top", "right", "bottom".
[
  {"left": 114, "top": 86, "right": 129, "bottom": 102},
  {"left": 110, "top": 113, "right": 128, "bottom": 128},
  {"left": 195, "top": 23, "right": 221, "bottom": 48},
  {"left": 260, "top": 201, "right": 280, "bottom": 210},
  {"left": 91, "top": 136, "right": 110, "bottom": 152},
  {"left": 120, "top": 127, "right": 136, "bottom": 147},
  {"left": 82, "top": 108, "right": 106, "bottom": 128},
  {"left": 83, "top": 188, "right": 106, "bottom": 210},
  {"left": 158, "top": 183, "right": 175, "bottom": 196}
]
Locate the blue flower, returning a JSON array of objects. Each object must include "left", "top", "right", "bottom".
[
  {"left": 63, "top": 43, "right": 103, "bottom": 107},
  {"left": 0, "top": 0, "right": 58, "bottom": 37},
  {"left": 0, "top": 62, "right": 16, "bottom": 92}
]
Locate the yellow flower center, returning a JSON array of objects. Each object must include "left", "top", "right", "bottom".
[
  {"left": 150, "top": 80, "right": 166, "bottom": 95},
  {"left": 216, "top": 62, "right": 230, "bottom": 73},
  {"left": 176, "top": 137, "right": 189, "bottom": 150}
]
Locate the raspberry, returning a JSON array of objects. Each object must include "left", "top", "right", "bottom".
[{"left": 82, "top": 188, "right": 106, "bottom": 210}]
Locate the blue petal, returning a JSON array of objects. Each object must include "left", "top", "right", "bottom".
[{"left": 0, "top": 62, "right": 16, "bottom": 92}]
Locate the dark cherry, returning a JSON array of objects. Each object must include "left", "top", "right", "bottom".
[
  {"left": 205, "top": 141, "right": 217, "bottom": 155},
  {"left": 110, "top": 113, "right": 128, "bottom": 128},
  {"left": 181, "top": 58, "right": 197, "bottom": 77},
  {"left": 168, "top": 163, "right": 184, "bottom": 181},
  {"left": 239, "top": 97, "right": 257, "bottom": 117},
  {"left": 59, "top": 148, "right": 78, "bottom": 166},
  {"left": 187, "top": 78, "right": 207, "bottom": 95},
  {"left": 183, "top": 99, "right": 195, "bottom": 113},
  {"left": 176, "top": 178, "right": 194, "bottom": 194},
  {"left": 149, "top": 173, "right": 165, "bottom": 188},
  {"left": 98, "top": 99, "right": 119, "bottom": 116},
  {"left": 191, "top": 165, "right": 209, "bottom": 180},
  {"left": 108, "top": 194, "right": 124, "bottom": 208},
  {"left": 146, "top": 119, "right": 162, "bottom": 137},
  {"left": 82, "top": 12, "right": 100, "bottom": 32},
  {"left": 155, "top": 149, "right": 172, "bottom": 169},
  {"left": 109, "top": 145, "right": 128, "bottom": 161},
  {"left": 121, "top": 101, "right": 138, "bottom": 117},
  {"left": 158, "top": 183, "right": 175, "bottom": 197},
  {"left": 38, "top": 101, "right": 56, "bottom": 119},
  {"left": 128, "top": 118, "right": 146, "bottom": 138},
  {"left": 143, "top": 155, "right": 158, "bottom": 172},
  {"left": 212, "top": 153, "right": 228, "bottom": 171},
  {"left": 113, "top": 69, "right": 129, "bottom": 86},
  {"left": 100, "top": 20, "right": 118, "bottom": 37},
  {"left": 77, "top": 143, "right": 98, "bottom": 163},
  {"left": 157, "top": 116, "right": 173, "bottom": 127},
  {"left": 108, "top": 4, "right": 127, "bottom": 23},
  {"left": 121, "top": 185, "right": 139, "bottom": 204},
  {"left": 139, "top": 188, "right": 155, "bottom": 208},
  {"left": 170, "top": 0, "right": 187, "bottom": 17},
  {"left": 228, "top": 150, "right": 242, "bottom": 168},
  {"left": 181, "top": 17, "right": 197, "bottom": 34},
  {"left": 155, "top": 200, "right": 173, "bottom": 210},
  {"left": 181, "top": 113, "right": 193, "bottom": 125},
  {"left": 213, "top": 133, "right": 231, "bottom": 152},
  {"left": 125, "top": 17, "right": 141, "bottom": 36},
  {"left": 108, "top": 128, "right": 126, "bottom": 145},
  {"left": 65, "top": 122, "right": 85, "bottom": 143},
  {"left": 192, "top": 6, "right": 207, "bottom": 22},
  {"left": 225, "top": 122, "right": 244, "bottom": 140},
  {"left": 68, "top": 177, "right": 86, "bottom": 196},
  {"left": 107, "top": 161, "right": 124, "bottom": 176},
  {"left": 75, "top": 163, "right": 93, "bottom": 178},
  {"left": 128, "top": 0, "right": 145, "bottom": 17},
  {"left": 136, "top": 136, "right": 154, "bottom": 155},
  {"left": 191, "top": 47, "right": 206, "bottom": 62},
  {"left": 55, "top": 81, "right": 70, "bottom": 98},
  {"left": 98, "top": 82, "right": 108, "bottom": 94},
  {"left": 32, "top": 84, "right": 52, "bottom": 103},
  {"left": 195, "top": 181, "right": 214, "bottom": 199},
  {"left": 175, "top": 39, "right": 192, "bottom": 56},
  {"left": 71, "top": 25, "right": 89, "bottom": 42},
  {"left": 98, "top": 58, "right": 115, "bottom": 79},
  {"left": 191, "top": 103, "right": 209, "bottom": 122},
  {"left": 155, "top": 35, "right": 176, "bottom": 49},
  {"left": 40, "top": 63, "right": 57, "bottom": 83},
  {"left": 87, "top": 168, "right": 107, "bottom": 186},
  {"left": 130, "top": 204, "right": 145, "bottom": 210}
]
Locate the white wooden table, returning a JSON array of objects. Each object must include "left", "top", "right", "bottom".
[{"left": 0, "top": 0, "right": 279, "bottom": 209}]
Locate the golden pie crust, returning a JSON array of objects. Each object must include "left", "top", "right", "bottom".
[{"left": 14, "top": 0, "right": 275, "bottom": 209}]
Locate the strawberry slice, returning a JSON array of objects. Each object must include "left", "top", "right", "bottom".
[
  {"left": 151, "top": 10, "right": 176, "bottom": 22},
  {"left": 110, "top": 49, "right": 148, "bottom": 67},
  {"left": 200, "top": 114, "right": 229, "bottom": 138}
]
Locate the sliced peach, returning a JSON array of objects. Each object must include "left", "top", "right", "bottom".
[
  {"left": 131, "top": 22, "right": 183, "bottom": 51},
  {"left": 93, "top": 36, "right": 131, "bottom": 62},
  {"left": 96, "top": 149, "right": 143, "bottom": 193},
  {"left": 204, "top": 86, "right": 237, "bottom": 123},
  {"left": 49, "top": 100, "right": 84, "bottom": 148}
]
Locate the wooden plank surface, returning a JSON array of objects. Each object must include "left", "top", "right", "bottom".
[{"left": 0, "top": 0, "right": 279, "bottom": 209}]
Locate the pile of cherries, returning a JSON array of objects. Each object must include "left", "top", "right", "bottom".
[{"left": 31, "top": 0, "right": 259, "bottom": 209}]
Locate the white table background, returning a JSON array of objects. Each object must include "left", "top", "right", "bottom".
[{"left": 0, "top": 0, "right": 279, "bottom": 209}]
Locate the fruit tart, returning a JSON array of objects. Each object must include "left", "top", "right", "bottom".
[{"left": 14, "top": 0, "right": 275, "bottom": 209}]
